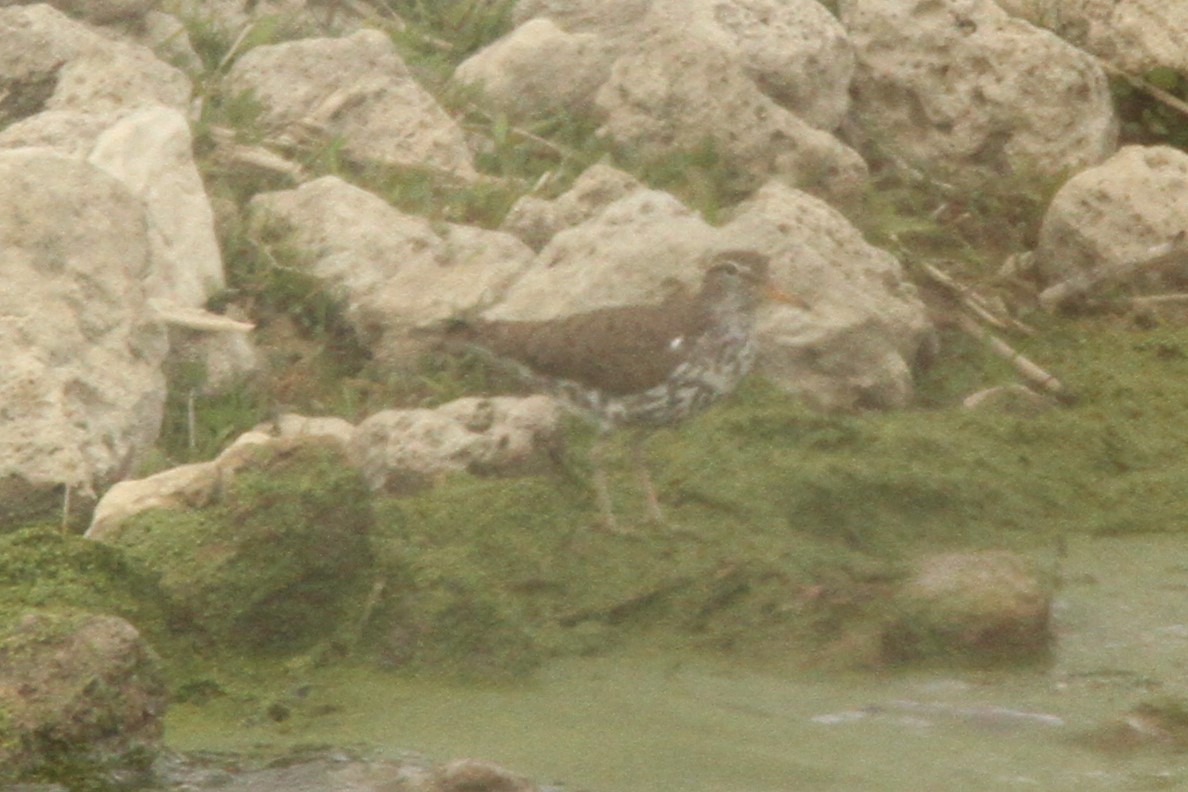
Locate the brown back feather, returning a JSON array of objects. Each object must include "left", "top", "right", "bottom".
[{"left": 467, "top": 291, "right": 709, "bottom": 395}]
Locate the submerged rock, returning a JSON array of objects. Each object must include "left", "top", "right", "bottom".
[{"left": 883, "top": 550, "right": 1053, "bottom": 663}]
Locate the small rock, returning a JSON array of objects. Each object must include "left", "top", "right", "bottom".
[
  {"left": 962, "top": 384, "right": 1056, "bottom": 414},
  {"left": 433, "top": 759, "right": 536, "bottom": 792},
  {"left": 884, "top": 550, "right": 1053, "bottom": 662}
]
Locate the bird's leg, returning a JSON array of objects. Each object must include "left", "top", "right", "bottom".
[
  {"left": 631, "top": 429, "right": 665, "bottom": 524},
  {"left": 589, "top": 435, "right": 620, "bottom": 532}
]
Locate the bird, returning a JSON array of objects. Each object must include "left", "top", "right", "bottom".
[{"left": 442, "top": 249, "right": 807, "bottom": 529}]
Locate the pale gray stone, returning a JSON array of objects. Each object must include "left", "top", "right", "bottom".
[
  {"left": 840, "top": 0, "right": 1116, "bottom": 184},
  {"left": 0, "top": 149, "right": 168, "bottom": 499},
  {"left": 1035, "top": 145, "right": 1188, "bottom": 290},
  {"left": 227, "top": 29, "right": 477, "bottom": 178},
  {"left": 721, "top": 181, "right": 935, "bottom": 411},
  {"left": 248, "top": 176, "right": 533, "bottom": 364},
  {"left": 0, "top": 4, "right": 190, "bottom": 115}
]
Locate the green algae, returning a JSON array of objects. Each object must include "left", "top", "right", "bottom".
[
  {"left": 11, "top": 316, "right": 1188, "bottom": 685},
  {"left": 111, "top": 441, "right": 374, "bottom": 655}
]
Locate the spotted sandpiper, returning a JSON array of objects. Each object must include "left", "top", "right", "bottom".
[{"left": 446, "top": 250, "right": 807, "bottom": 528}]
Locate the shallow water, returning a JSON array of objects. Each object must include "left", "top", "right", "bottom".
[{"left": 168, "top": 534, "right": 1188, "bottom": 791}]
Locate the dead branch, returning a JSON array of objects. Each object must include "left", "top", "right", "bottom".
[
  {"left": 920, "top": 261, "right": 1036, "bottom": 335},
  {"left": 956, "top": 313, "right": 1068, "bottom": 400},
  {"left": 1039, "top": 233, "right": 1188, "bottom": 311},
  {"left": 1129, "top": 293, "right": 1188, "bottom": 307},
  {"left": 1096, "top": 58, "right": 1188, "bottom": 121}
]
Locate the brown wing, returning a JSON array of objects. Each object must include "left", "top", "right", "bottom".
[{"left": 472, "top": 295, "right": 709, "bottom": 395}]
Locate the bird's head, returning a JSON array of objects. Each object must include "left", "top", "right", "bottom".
[{"left": 703, "top": 250, "right": 809, "bottom": 311}]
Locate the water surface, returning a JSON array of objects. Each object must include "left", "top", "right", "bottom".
[{"left": 169, "top": 534, "right": 1188, "bottom": 791}]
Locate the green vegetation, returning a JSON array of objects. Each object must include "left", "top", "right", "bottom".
[
  {"left": 1113, "top": 68, "right": 1188, "bottom": 150},
  {"left": 0, "top": 528, "right": 170, "bottom": 641},
  {"left": 113, "top": 441, "right": 373, "bottom": 655},
  {"left": 7, "top": 3, "right": 1188, "bottom": 706}
]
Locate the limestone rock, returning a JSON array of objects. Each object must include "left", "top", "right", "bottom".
[
  {"left": 512, "top": 0, "right": 652, "bottom": 35},
  {"left": 484, "top": 178, "right": 932, "bottom": 411},
  {"left": 248, "top": 176, "right": 533, "bottom": 364},
  {"left": 88, "top": 438, "right": 373, "bottom": 651},
  {"left": 840, "top": 0, "right": 1116, "bottom": 184},
  {"left": 721, "top": 181, "right": 935, "bottom": 410},
  {"left": 0, "top": 4, "right": 190, "bottom": 117},
  {"left": 470, "top": 0, "right": 861, "bottom": 198},
  {"left": 351, "top": 396, "right": 564, "bottom": 494},
  {"left": 645, "top": 0, "right": 854, "bottom": 130},
  {"left": 1034, "top": 145, "right": 1188, "bottom": 293},
  {"left": 0, "top": 608, "right": 167, "bottom": 783},
  {"left": 499, "top": 163, "right": 645, "bottom": 250},
  {"left": 1, "top": 0, "right": 159, "bottom": 25},
  {"left": 453, "top": 18, "right": 614, "bottom": 118},
  {"left": 885, "top": 550, "right": 1052, "bottom": 661},
  {"left": 96, "top": 107, "right": 224, "bottom": 304},
  {"left": 86, "top": 432, "right": 282, "bottom": 542},
  {"left": 510, "top": 0, "right": 853, "bottom": 129},
  {"left": 996, "top": 0, "right": 1188, "bottom": 74},
  {"left": 227, "top": 29, "right": 477, "bottom": 178},
  {"left": 0, "top": 149, "right": 168, "bottom": 517},
  {"left": 269, "top": 413, "right": 357, "bottom": 447},
  {"left": 0, "top": 106, "right": 224, "bottom": 308},
  {"left": 484, "top": 189, "right": 723, "bottom": 323},
  {"left": 594, "top": 29, "right": 866, "bottom": 202}
]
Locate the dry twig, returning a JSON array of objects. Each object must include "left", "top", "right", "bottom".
[
  {"left": 1039, "top": 233, "right": 1188, "bottom": 311},
  {"left": 920, "top": 261, "right": 1036, "bottom": 335},
  {"left": 956, "top": 313, "right": 1068, "bottom": 400}
]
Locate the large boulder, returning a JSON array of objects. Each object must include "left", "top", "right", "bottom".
[
  {"left": 4, "top": 0, "right": 159, "bottom": 26},
  {"left": 593, "top": 27, "right": 866, "bottom": 201},
  {"left": 452, "top": 18, "right": 614, "bottom": 118},
  {"left": 502, "top": 0, "right": 854, "bottom": 130},
  {"left": 499, "top": 162, "right": 645, "bottom": 251},
  {"left": 995, "top": 0, "right": 1188, "bottom": 74},
  {"left": 483, "top": 187, "right": 721, "bottom": 323},
  {"left": 0, "top": 608, "right": 168, "bottom": 784},
  {"left": 0, "top": 3, "right": 190, "bottom": 119},
  {"left": 840, "top": 0, "right": 1116, "bottom": 184},
  {"left": 1034, "top": 145, "right": 1188, "bottom": 302},
  {"left": 456, "top": 0, "right": 865, "bottom": 201},
  {"left": 226, "top": 29, "right": 477, "bottom": 178},
  {"left": 0, "top": 149, "right": 168, "bottom": 525},
  {"left": 644, "top": 0, "right": 855, "bottom": 130},
  {"left": 0, "top": 106, "right": 226, "bottom": 309},
  {"left": 482, "top": 171, "right": 933, "bottom": 411},
  {"left": 248, "top": 175, "right": 533, "bottom": 364},
  {"left": 723, "top": 181, "right": 934, "bottom": 410},
  {"left": 87, "top": 438, "right": 374, "bottom": 652}
]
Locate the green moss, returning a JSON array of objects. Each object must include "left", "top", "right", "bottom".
[
  {"left": 0, "top": 528, "right": 168, "bottom": 640},
  {"left": 0, "top": 608, "right": 167, "bottom": 786},
  {"left": 114, "top": 442, "right": 374, "bottom": 654}
]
